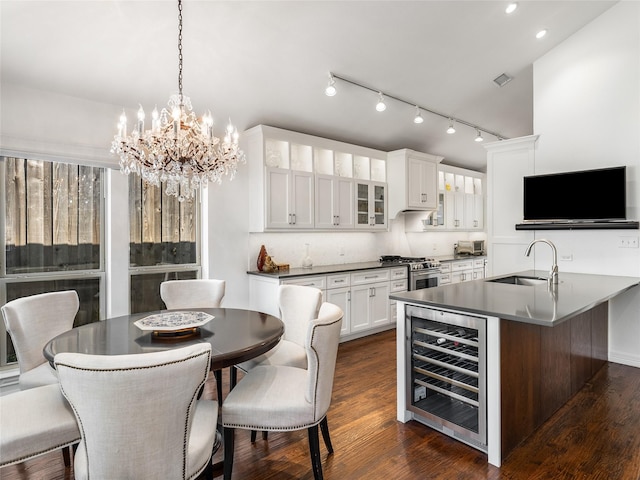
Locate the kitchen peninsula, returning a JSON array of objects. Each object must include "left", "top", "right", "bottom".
[{"left": 391, "top": 271, "right": 640, "bottom": 467}]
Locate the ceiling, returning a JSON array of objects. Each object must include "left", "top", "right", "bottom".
[{"left": 0, "top": 0, "right": 617, "bottom": 172}]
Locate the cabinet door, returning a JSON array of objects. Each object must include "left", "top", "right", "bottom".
[
  {"left": 464, "top": 194, "right": 484, "bottom": 229},
  {"left": 335, "top": 178, "right": 355, "bottom": 229},
  {"left": 370, "top": 281, "right": 390, "bottom": 327},
  {"left": 445, "top": 191, "right": 465, "bottom": 229},
  {"left": 290, "top": 171, "right": 314, "bottom": 229},
  {"left": 266, "top": 168, "right": 291, "bottom": 229},
  {"left": 408, "top": 158, "right": 437, "bottom": 210},
  {"left": 315, "top": 174, "right": 335, "bottom": 229},
  {"left": 350, "top": 283, "right": 372, "bottom": 332},
  {"left": 355, "top": 181, "right": 387, "bottom": 230},
  {"left": 326, "top": 287, "right": 351, "bottom": 336}
]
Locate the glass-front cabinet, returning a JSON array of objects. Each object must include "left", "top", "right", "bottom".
[{"left": 246, "top": 125, "right": 388, "bottom": 232}]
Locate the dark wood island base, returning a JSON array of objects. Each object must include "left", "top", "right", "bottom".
[{"left": 500, "top": 302, "right": 608, "bottom": 459}]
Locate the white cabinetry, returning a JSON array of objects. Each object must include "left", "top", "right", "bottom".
[
  {"left": 350, "top": 269, "right": 391, "bottom": 332},
  {"left": 266, "top": 168, "right": 314, "bottom": 229},
  {"left": 388, "top": 149, "right": 443, "bottom": 218},
  {"left": 355, "top": 181, "right": 387, "bottom": 230},
  {"left": 438, "top": 167, "right": 485, "bottom": 231},
  {"left": 248, "top": 266, "right": 400, "bottom": 341},
  {"left": 246, "top": 125, "right": 388, "bottom": 232},
  {"left": 315, "top": 175, "right": 354, "bottom": 229},
  {"left": 440, "top": 257, "right": 487, "bottom": 284}
]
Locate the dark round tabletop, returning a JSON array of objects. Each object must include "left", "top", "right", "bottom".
[{"left": 44, "top": 307, "right": 284, "bottom": 371}]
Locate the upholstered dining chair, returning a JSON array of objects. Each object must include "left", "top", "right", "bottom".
[
  {"left": 160, "top": 278, "right": 226, "bottom": 404},
  {"left": 55, "top": 343, "right": 219, "bottom": 480},
  {"left": 222, "top": 302, "right": 343, "bottom": 480},
  {"left": 1, "top": 290, "right": 79, "bottom": 390},
  {"left": 235, "top": 284, "right": 322, "bottom": 374},
  {"left": 0, "top": 383, "right": 81, "bottom": 469}
]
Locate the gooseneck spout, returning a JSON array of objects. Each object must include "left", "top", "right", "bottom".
[{"left": 525, "top": 239, "right": 559, "bottom": 285}]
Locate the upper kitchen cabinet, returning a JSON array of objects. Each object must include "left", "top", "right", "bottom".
[
  {"left": 439, "top": 166, "right": 485, "bottom": 231},
  {"left": 245, "top": 125, "right": 388, "bottom": 232},
  {"left": 387, "top": 149, "right": 443, "bottom": 218},
  {"left": 355, "top": 181, "right": 387, "bottom": 230}
]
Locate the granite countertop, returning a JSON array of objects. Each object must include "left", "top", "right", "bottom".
[
  {"left": 247, "top": 255, "right": 487, "bottom": 280},
  {"left": 247, "top": 261, "right": 393, "bottom": 279},
  {"left": 390, "top": 270, "right": 640, "bottom": 326}
]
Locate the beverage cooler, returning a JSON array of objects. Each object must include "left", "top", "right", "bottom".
[{"left": 405, "top": 305, "right": 487, "bottom": 452}]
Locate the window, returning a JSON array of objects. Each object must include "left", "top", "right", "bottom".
[
  {"left": 128, "top": 177, "right": 199, "bottom": 313},
  {"left": 1, "top": 157, "right": 105, "bottom": 367}
]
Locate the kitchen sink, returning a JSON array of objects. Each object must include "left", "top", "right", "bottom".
[{"left": 486, "top": 275, "right": 548, "bottom": 286}]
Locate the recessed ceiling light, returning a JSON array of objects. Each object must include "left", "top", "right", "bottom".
[
  {"left": 505, "top": 3, "right": 518, "bottom": 14},
  {"left": 536, "top": 29, "right": 548, "bottom": 39}
]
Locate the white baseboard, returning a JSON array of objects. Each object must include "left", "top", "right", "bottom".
[{"left": 609, "top": 351, "right": 640, "bottom": 369}]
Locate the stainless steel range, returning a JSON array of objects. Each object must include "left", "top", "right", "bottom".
[{"left": 380, "top": 256, "right": 442, "bottom": 291}]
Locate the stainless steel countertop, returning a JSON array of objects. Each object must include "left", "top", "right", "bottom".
[{"left": 390, "top": 270, "right": 640, "bottom": 326}]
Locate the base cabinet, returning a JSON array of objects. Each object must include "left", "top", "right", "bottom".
[{"left": 249, "top": 265, "right": 406, "bottom": 341}]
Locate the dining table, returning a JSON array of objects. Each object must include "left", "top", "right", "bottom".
[{"left": 44, "top": 307, "right": 284, "bottom": 372}]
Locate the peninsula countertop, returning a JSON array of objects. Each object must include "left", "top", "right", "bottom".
[{"left": 390, "top": 270, "right": 640, "bottom": 326}]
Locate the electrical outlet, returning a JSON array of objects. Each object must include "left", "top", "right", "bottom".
[
  {"left": 618, "top": 236, "right": 639, "bottom": 248},
  {"left": 339, "top": 246, "right": 345, "bottom": 256},
  {"left": 560, "top": 254, "right": 573, "bottom": 261}
]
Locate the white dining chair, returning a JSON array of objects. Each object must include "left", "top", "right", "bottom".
[
  {"left": 55, "top": 343, "right": 219, "bottom": 480},
  {"left": 0, "top": 383, "right": 81, "bottom": 469},
  {"left": 160, "top": 278, "right": 226, "bottom": 404},
  {"left": 222, "top": 302, "right": 343, "bottom": 480},
  {"left": 1, "top": 290, "right": 79, "bottom": 390}
]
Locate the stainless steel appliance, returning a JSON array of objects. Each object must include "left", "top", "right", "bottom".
[
  {"left": 380, "top": 256, "right": 441, "bottom": 291},
  {"left": 455, "top": 240, "right": 485, "bottom": 256},
  {"left": 405, "top": 304, "right": 487, "bottom": 452}
]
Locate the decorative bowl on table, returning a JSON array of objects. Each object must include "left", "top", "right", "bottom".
[{"left": 134, "top": 311, "right": 214, "bottom": 338}]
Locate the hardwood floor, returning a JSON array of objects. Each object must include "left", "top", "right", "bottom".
[{"left": 3, "top": 329, "right": 640, "bottom": 479}]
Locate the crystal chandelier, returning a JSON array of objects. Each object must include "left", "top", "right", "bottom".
[{"left": 111, "top": 0, "right": 245, "bottom": 201}]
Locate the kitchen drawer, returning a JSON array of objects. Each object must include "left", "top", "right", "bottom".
[
  {"left": 327, "top": 273, "right": 350, "bottom": 289},
  {"left": 451, "top": 260, "right": 473, "bottom": 272},
  {"left": 440, "top": 273, "right": 452, "bottom": 285},
  {"left": 390, "top": 278, "right": 408, "bottom": 292},
  {"left": 439, "top": 263, "right": 452, "bottom": 273},
  {"left": 390, "top": 266, "right": 408, "bottom": 280},
  {"left": 351, "top": 269, "right": 391, "bottom": 285},
  {"left": 473, "top": 258, "right": 486, "bottom": 269},
  {"left": 282, "top": 275, "right": 326, "bottom": 289}
]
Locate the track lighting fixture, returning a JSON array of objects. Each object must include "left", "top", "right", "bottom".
[
  {"left": 324, "top": 72, "right": 506, "bottom": 143},
  {"left": 375, "top": 92, "right": 387, "bottom": 112},
  {"left": 536, "top": 29, "right": 547, "bottom": 39},
  {"left": 505, "top": 3, "right": 518, "bottom": 14},
  {"left": 413, "top": 106, "right": 424, "bottom": 124},
  {"left": 446, "top": 119, "right": 456, "bottom": 134},
  {"left": 325, "top": 73, "right": 337, "bottom": 97}
]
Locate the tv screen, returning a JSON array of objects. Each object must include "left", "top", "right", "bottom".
[{"left": 523, "top": 166, "right": 626, "bottom": 222}]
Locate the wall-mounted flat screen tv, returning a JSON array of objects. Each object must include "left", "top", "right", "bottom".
[{"left": 523, "top": 166, "right": 626, "bottom": 222}]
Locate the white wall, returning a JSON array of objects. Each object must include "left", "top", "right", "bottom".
[{"left": 532, "top": 1, "right": 640, "bottom": 366}]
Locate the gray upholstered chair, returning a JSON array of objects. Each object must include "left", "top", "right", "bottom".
[
  {"left": 1, "top": 290, "right": 79, "bottom": 390},
  {"left": 55, "top": 343, "right": 219, "bottom": 480},
  {"left": 222, "top": 302, "right": 343, "bottom": 480},
  {"left": 160, "top": 278, "right": 226, "bottom": 404},
  {"left": 0, "top": 383, "right": 81, "bottom": 469}
]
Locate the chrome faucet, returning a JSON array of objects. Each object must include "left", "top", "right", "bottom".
[{"left": 525, "top": 239, "right": 559, "bottom": 284}]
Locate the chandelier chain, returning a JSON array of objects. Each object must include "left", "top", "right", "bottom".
[{"left": 177, "top": 0, "right": 183, "bottom": 103}]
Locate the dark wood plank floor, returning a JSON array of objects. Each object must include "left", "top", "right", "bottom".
[{"left": 3, "top": 329, "right": 640, "bottom": 479}]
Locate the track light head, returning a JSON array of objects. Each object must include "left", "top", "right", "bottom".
[
  {"left": 446, "top": 119, "right": 456, "bottom": 134},
  {"left": 325, "top": 73, "right": 337, "bottom": 97},
  {"left": 375, "top": 92, "right": 386, "bottom": 112},
  {"left": 475, "top": 129, "right": 484, "bottom": 142},
  {"left": 413, "top": 106, "right": 424, "bottom": 124}
]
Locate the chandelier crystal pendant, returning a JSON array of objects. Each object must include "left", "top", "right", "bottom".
[{"left": 110, "top": 0, "right": 245, "bottom": 201}]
